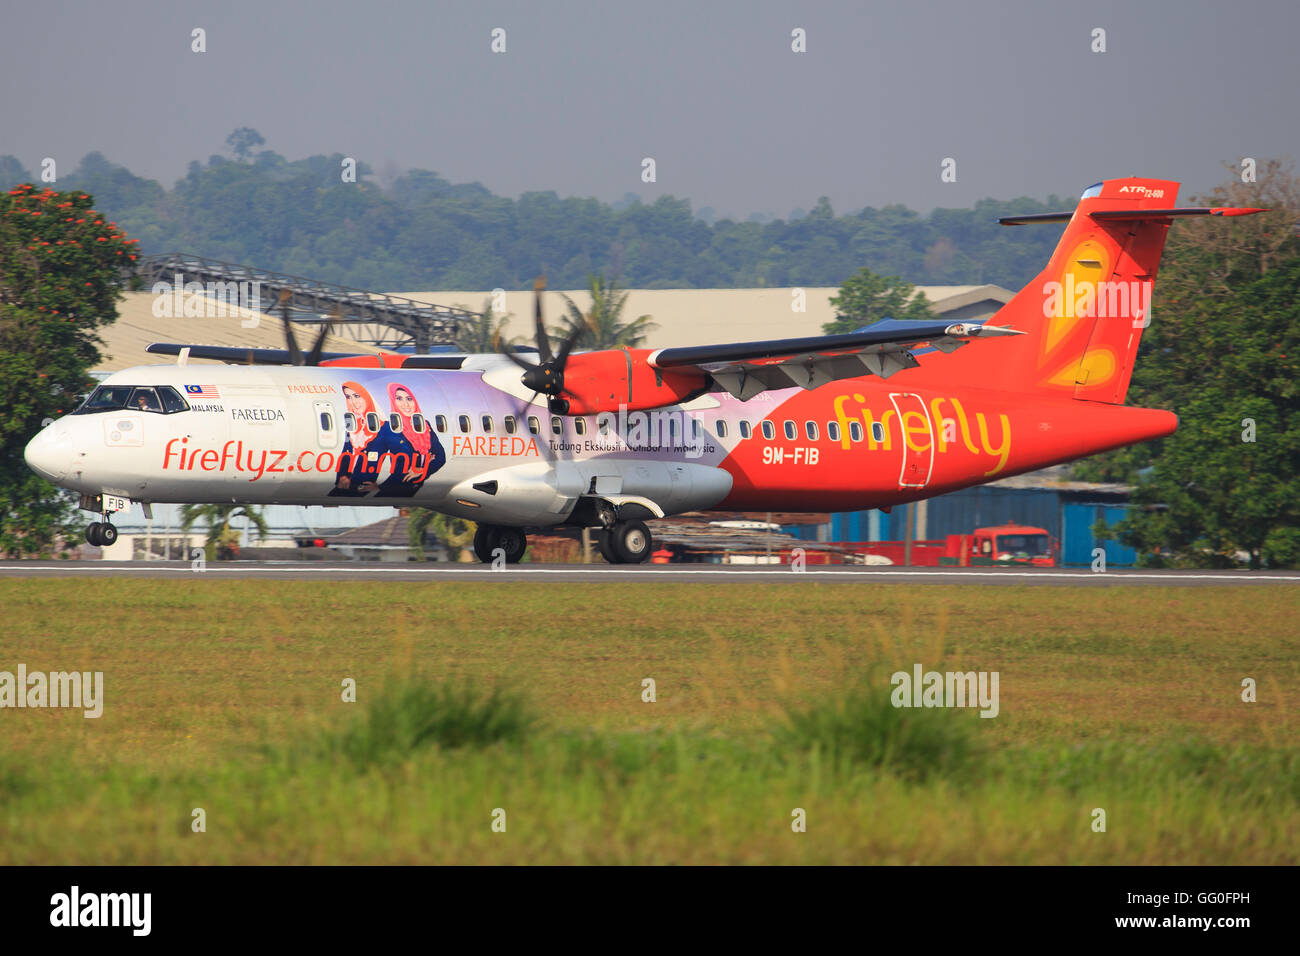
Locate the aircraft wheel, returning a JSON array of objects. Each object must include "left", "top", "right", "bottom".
[
  {"left": 86, "top": 522, "right": 102, "bottom": 546},
  {"left": 596, "top": 528, "right": 617, "bottom": 563},
  {"left": 611, "top": 520, "right": 652, "bottom": 564},
  {"left": 473, "top": 524, "right": 501, "bottom": 564},
  {"left": 99, "top": 523, "right": 118, "bottom": 547},
  {"left": 497, "top": 527, "right": 527, "bottom": 564}
]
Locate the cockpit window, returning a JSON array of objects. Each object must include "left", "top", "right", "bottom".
[
  {"left": 74, "top": 384, "right": 190, "bottom": 415},
  {"left": 131, "top": 388, "right": 162, "bottom": 412},
  {"left": 158, "top": 386, "right": 189, "bottom": 413},
  {"left": 76, "top": 385, "right": 134, "bottom": 413}
]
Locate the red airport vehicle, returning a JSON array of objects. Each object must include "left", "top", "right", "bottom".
[{"left": 846, "top": 523, "right": 1058, "bottom": 567}]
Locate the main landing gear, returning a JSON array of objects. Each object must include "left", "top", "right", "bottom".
[
  {"left": 473, "top": 524, "right": 528, "bottom": 564},
  {"left": 470, "top": 520, "right": 654, "bottom": 565},
  {"left": 597, "top": 519, "right": 652, "bottom": 565}
]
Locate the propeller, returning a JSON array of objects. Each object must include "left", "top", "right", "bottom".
[
  {"left": 277, "top": 289, "right": 336, "bottom": 366},
  {"left": 499, "top": 276, "right": 585, "bottom": 414}
]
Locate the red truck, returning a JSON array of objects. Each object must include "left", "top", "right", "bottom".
[{"left": 849, "top": 523, "right": 1059, "bottom": 567}]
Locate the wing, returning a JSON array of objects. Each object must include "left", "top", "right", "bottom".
[{"left": 645, "top": 320, "right": 1022, "bottom": 400}]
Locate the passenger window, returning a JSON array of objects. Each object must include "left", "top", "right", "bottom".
[
  {"left": 872, "top": 422, "right": 886, "bottom": 443},
  {"left": 528, "top": 416, "right": 540, "bottom": 435},
  {"left": 389, "top": 413, "right": 403, "bottom": 432},
  {"left": 783, "top": 420, "right": 796, "bottom": 440},
  {"left": 850, "top": 421, "right": 863, "bottom": 442},
  {"left": 716, "top": 420, "right": 728, "bottom": 438},
  {"left": 690, "top": 419, "right": 701, "bottom": 440},
  {"left": 366, "top": 412, "right": 381, "bottom": 433},
  {"left": 344, "top": 412, "right": 356, "bottom": 432},
  {"left": 411, "top": 413, "right": 426, "bottom": 433},
  {"left": 761, "top": 421, "right": 775, "bottom": 440},
  {"left": 482, "top": 415, "right": 494, "bottom": 433},
  {"left": 827, "top": 421, "right": 840, "bottom": 442},
  {"left": 739, "top": 421, "right": 751, "bottom": 439},
  {"left": 435, "top": 414, "right": 448, "bottom": 433},
  {"left": 805, "top": 421, "right": 819, "bottom": 440},
  {"left": 504, "top": 416, "right": 517, "bottom": 434},
  {"left": 458, "top": 415, "right": 471, "bottom": 433},
  {"left": 575, "top": 418, "right": 586, "bottom": 435},
  {"left": 551, "top": 416, "right": 562, "bottom": 435},
  {"left": 130, "top": 387, "right": 162, "bottom": 413},
  {"left": 319, "top": 412, "right": 334, "bottom": 432}
]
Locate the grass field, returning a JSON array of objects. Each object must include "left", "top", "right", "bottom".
[{"left": 0, "top": 578, "right": 1296, "bottom": 864}]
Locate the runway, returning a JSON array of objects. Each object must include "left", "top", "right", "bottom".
[{"left": 1, "top": 561, "right": 1298, "bottom": 586}]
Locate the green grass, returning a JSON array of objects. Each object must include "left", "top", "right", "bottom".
[{"left": 0, "top": 579, "right": 1296, "bottom": 863}]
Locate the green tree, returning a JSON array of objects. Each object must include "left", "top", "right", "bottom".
[
  {"left": 225, "top": 127, "right": 266, "bottom": 162},
  {"left": 555, "top": 274, "right": 656, "bottom": 348},
  {"left": 180, "top": 503, "right": 269, "bottom": 561},
  {"left": 0, "top": 184, "right": 134, "bottom": 556},
  {"left": 822, "top": 266, "right": 937, "bottom": 334},
  {"left": 451, "top": 298, "right": 515, "bottom": 353},
  {"left": 1083, "top": 161, "right": 1300, "bottom": 567}
]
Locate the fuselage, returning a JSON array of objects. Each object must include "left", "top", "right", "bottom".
[{"left": 25, "top": 353, "right": 1177, "bottom": 527}]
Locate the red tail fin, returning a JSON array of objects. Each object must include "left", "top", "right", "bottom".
[{"left": 921, "top": 177, "right": 1194, "bottom": 403}]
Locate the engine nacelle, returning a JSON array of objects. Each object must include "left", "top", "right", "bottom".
[
  {"left": 444, "top": 459, "right": 733, "bottom": 527},
  {"left": 560, "top": 350, "right": 708, "bottom": 415},
  {"left": 444, "top": 460, "right": 586, "bottom": 525}
]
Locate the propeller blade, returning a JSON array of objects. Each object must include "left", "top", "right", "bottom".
[
  {"left": 304, "top": 306, "right": 340, "bottom": 367},
  {"left": 533, "top": 276, "right": 552, "bottom": 364},
  {"left": 554, "top": 321, "right": 584, "bottom": 366},
  {"left": 279, "top": 290, "right": 304, "bottom": 366},
  {"left": 501, "top": 348, "right": 534, "bottom": 371}
]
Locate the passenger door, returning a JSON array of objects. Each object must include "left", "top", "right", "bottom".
[{"left": 888, "top": 392, "right": 935, "bottom": 489}]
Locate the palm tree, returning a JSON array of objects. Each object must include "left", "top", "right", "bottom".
[
  {"left": 180, "top": 503, "right": 269, "bottom": 560},
  {"left": 408, "top": 508, "right": 476, "bottom": 561},
  {"left": 554, "top": 274, "right": 657, "bottom": 349},
  {"left": 453, "top": 298, "right": 516, "bottom": 354}
]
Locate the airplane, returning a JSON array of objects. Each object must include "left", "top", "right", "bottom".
[{"left": 24, "top": 177, "right": 1265, "bottom": 564}]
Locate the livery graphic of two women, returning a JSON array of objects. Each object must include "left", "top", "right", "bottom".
[{"left": 331, "top": 381, "right": 445, "bottom": 497}]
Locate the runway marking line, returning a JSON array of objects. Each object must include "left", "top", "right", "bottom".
[{"left": 1, "top": 565, "right": 1299, "bottom": 583}]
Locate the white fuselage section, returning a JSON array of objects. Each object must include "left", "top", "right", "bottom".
[{"left": 25, "top": 360, "right": 735, "bottom": 527}]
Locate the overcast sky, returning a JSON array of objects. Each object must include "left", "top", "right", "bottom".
[{"left": 3, "top": 0, "right": 1297, "bottom": 216}]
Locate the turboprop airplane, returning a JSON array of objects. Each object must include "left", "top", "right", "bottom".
[{"left": 24, "top": 177, "right": 1265, "bottom": 563}]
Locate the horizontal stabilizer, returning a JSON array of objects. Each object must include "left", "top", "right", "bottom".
[{"left": 999, "top": 207, "right": 1267, "bottom": 225}]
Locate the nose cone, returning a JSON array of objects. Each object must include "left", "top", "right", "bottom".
[{"left": 25, "top": 419, "right": 73, "bottom": 483}]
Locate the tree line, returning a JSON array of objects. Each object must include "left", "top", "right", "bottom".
[{"left": 0, "top": 130, "right": 1067, "bottom": 293}]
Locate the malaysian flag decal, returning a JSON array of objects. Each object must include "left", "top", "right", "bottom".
[{"left": 185, "top": 384, "right": 220, "bottom": 398}]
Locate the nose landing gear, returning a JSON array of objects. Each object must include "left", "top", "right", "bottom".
[
  {"left": 81, "top": 494, "right": 123, "bottom": 548},
  {"left": 85, "top": 519, "right": 118, "bottom": 547}
]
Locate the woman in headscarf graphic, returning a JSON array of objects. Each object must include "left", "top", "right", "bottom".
[
  {"left": 372, "top": 382, "right": 445, "bottom": 497},
  {"left": 331, "top": 380, "right": 382, "bottom": 496}
]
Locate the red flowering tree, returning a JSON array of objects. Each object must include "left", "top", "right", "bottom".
[{"left": 0, "top": 183, "right": 135, "bottom": 556}]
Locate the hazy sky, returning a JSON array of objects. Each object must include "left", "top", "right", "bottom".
[{"left": 3, "top": 0, "right": 1297, "bottom": 216}]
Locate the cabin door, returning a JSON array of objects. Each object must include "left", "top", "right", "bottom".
[{"left": 888, "top": 392, "right": 935, "bottom": 489}]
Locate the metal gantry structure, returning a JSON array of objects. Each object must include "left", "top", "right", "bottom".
[{"left": 134, "top": 253, "right": 480, "bottom": 352}]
